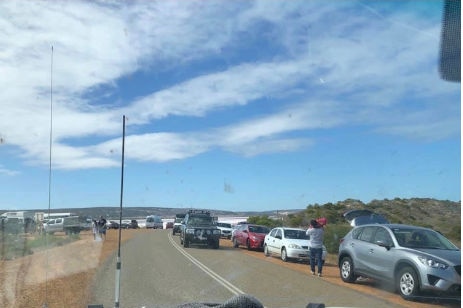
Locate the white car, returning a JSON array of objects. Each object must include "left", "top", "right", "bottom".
[
  {"left": 43, "top": 218, "right": 64, "bottom": 234},
  {"left": 264, "top": 227, "right": 327, "bottom": 262},
  {"left": 216, "top": 222, "right": 233, "bottom": 239},
  {"left": 145, "top": 215, "right": 163, "bottom": 229}
]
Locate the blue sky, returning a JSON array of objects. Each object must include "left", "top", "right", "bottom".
[{"left": 0, "top": 0, "right": 460, "bottom": 212}]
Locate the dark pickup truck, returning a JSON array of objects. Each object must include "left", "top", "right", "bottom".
[{"left": 180, "top": 210, "right": 220, "bottom": 249}]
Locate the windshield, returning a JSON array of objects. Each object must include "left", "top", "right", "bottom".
[
  {"left": 188, "top": 216, "right": 213, "bottom": 226},
  {"left": 284, "top": 229, "right": 309, "bottom": 240},
  {"left": 393, "top": 228, "right": 460, "bottom": 250},
  {"left": 1, "top": 1, "right": 460, "bottom": 308}
]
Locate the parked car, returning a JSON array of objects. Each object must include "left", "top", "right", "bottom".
[
  {"left": 172, "top": 214, "right": 185, "bottom": 235},
  {"left": 120, "top": 219, "right": 131, "bottom": 229},
  {"left": 232, "top": 224, "right": 270, "bottom": 250},
  {"left": 338, "top": 223, "right": 461, "bottom": 299},
  {"left": 129, "top": 219, "right": 139, "bottom": 229},
  {"left": 43, "top": 216, "right": 90, "bottom": 234},
  {"left": 145, "top": 215, "right": 163, "bottom": 229},
  {"left": 264, "top": 227, "right": 327, "bottom": 262},
  {"left": 106, "top": 220, "right": 119, "bottom": 229},
  {"left": 216, "top": 222, "right": 233, "bottom": 239},
  {"left": 165, "top": 221, "right": 174, "bottom": 229},
  {"left": 230, "top": 224, "right": 240, "bottom": 239}
]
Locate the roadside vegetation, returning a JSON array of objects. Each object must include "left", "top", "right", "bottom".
[
  {"left": 0, "top": 233, "right": 80, "bottom": 260},
  {"left": 248, "top": 197, "right": 461, "bottom": 254}
]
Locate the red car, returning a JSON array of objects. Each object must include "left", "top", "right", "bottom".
[{"left": 232, "top": 224, "right": 270, "bottom": 250}]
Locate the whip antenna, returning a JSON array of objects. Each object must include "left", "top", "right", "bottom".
[
  {"left": 114, "top": 115, "right": 126, "bottom": 308},
  {"left": 43, "top": 45, "right": 54, "bottom": 308}
]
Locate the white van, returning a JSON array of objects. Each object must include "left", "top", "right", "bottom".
[{"left": 145, "top": 215, "right": 163, "bottom": 229}]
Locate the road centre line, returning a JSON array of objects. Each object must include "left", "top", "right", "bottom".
[{"left": 168, "top": 232, "right": 245, "bottom": 296}]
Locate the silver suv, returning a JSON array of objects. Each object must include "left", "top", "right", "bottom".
[{"left": 338, "top": 224, "right": 461, "bottom": 299}]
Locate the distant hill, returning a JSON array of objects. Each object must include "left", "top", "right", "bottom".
[
  {"left": 3, "top": 206, "right": 298, "bottom": 221},
  {"left": 3, "top": 198, "right": 460, "bottom": 237}
]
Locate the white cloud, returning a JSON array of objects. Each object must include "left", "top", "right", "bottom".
[
  {"left": 0, "top": 0, "right": 458, "bottom": 170},
  {"left": 123, "top": 60, "right": 313, "bottom": 124},
  {"left": 0, "top": 165, "right": 19, "bottom": 176}
]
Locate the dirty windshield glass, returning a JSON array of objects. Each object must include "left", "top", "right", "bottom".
[
  {"left": 0, "top": 0, "right": 460, "bottom": 308},
  {"left": 188, "top": 216, "right": 213, "bottom": 226}
]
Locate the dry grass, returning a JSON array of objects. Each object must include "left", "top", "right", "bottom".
[{"left": 1, "top": 229, "right": 139, "bottom": 308}]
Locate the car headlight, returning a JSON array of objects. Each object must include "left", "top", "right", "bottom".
[
  {"left": 418, "top": 256, "right": 449, "bottom": 269},
  {"left": 287, "top": 243, "right": 302, "bottom": 249},
  {"left": 213, "top": 229, "right": 221, "bottom": 235},
  {"left": 186, "top": 229, "right": 195, "bottom": 234}
]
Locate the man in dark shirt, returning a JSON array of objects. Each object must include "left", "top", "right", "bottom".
[{"left": 97, "top": 216, "right": 107, "bottom": 240}]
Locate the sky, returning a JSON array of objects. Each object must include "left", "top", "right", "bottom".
[{"left": 0, "top": 0, "right": 460, "bottom": 212}]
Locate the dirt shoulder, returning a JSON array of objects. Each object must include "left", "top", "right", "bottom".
[
  {"left": 0, "top": 229, "right": 139, "bottom": 308},
  {"left": 222, "top": 239, "right": 455, "bottom": 308}
]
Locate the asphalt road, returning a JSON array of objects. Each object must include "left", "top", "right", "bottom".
[{"left": 90, "top": 230, "right": 402, "bottom": 308}]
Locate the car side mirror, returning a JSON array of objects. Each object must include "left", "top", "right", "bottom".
[
  {"left": 243, "top": 230, "right": 248, "bottom": 233},
  {"left": 376, "top": 240, "right": 391, "bottom": 250},
  {"left": 275, "top": 235, "right": 281, "bottom": 239}
]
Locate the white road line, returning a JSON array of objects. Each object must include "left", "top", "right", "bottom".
[{"left": 168, "top": 233, "right": 245, "bottom": 296}]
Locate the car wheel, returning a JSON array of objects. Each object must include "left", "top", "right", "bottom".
[
  {"left": 264, "top": 245, "right": 270, "bottom": 257},
  {"left": 246, "top": 239, "right": 251, "bottom": 250},
  {"left": 340, "top": 256, "right": 357, "bottom": 283},
  {"left": 183, "top": 238, "right": 189, "bottom": 248},
  {"left": 281, "top": 247, "right": 288, "bottom": 262},
  {"left": 232, "top": 237, "right": 239, "bottom": 248},
  {"left": 213, "top": 241, "right": 219, "bottom": 249},
  {"left": 397, "top": 266, "right": 420, "bottom": 299},
  {"left": 180, "top": 236, "right": 183, "bottom": 244}
]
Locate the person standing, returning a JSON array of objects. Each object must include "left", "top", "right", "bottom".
[
  {"left": 97, "top": 216, "right": 107, "bottom": 240},
  {"left": 92, "top": 219, "right": 98, "bottom": 240},
  {"left": 306, "top": 219, "right": 324, "bottom": 277}
]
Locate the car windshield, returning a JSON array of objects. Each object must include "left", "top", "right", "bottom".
[
  {"left": 1, "top": 1, "right": 460, "bottom": 307},
  {"left": 284, "top": 229, "right": 309, "bottom": 240},
  {"left": 393, "top": 228, "right": 460, "bottom": 250},
  {"left": 248, "top": 226, "right": 270, "bottom": 234},
  {"left": 188, "top": 216, "right": 213, "bottom": 226}
]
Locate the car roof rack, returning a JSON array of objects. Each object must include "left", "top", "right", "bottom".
[{"left": 188, "top": 209, "right": 210, "bottom": 215}]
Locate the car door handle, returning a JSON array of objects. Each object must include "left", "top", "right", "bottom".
[{"left": 369, "top": 249, "right": 374, "bottom": 253}]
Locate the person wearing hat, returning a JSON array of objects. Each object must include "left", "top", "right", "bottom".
[{"left": 306, "top": 219, "right": 324, "bottom": 277}]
